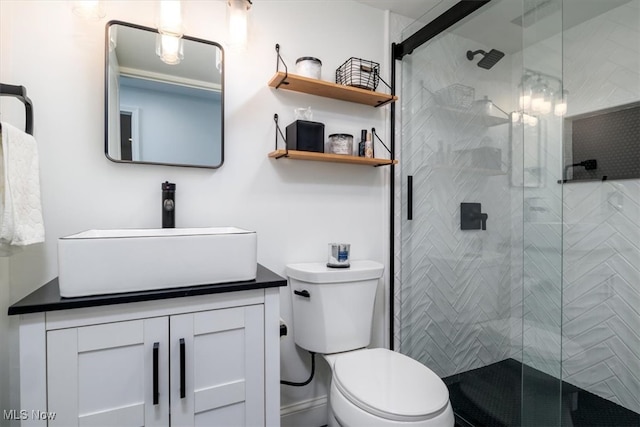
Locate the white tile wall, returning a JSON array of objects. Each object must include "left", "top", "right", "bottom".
[
  {"left": 395, "top": 28, "right": 514, "bottom": 378},
  {"left": 394, "top": 0, "right": 640, "bottom": 414},
  {"left": 562, "top": 1, "right": 639, "bottom": 413}
]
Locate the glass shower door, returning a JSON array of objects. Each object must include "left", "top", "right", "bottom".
[
  {"left": 397, "top": 1, "right": 564, "bottom": 425},
  {"left": 519, "top": 0, "right": 564, "bottom": 424}
]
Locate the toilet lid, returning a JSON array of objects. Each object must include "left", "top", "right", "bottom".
[{"left": 333, "top": 348, "right": 449, "bottom": 422}]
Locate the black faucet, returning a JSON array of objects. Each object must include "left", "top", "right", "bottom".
[{"left": 162, "top": 181, "right": 176, "bottom": 228}]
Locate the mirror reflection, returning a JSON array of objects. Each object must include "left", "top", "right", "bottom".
[{"left": 105, "top": 21, "right": 224, "bottom": 168}]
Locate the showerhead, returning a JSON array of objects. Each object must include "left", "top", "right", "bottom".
[{"left": 466, "top": 49, "right": 505, "bottom": 69}]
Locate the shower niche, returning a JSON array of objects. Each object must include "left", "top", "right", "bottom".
[{"left": 562, "top": 101, "right": 639, "bottom": 182}]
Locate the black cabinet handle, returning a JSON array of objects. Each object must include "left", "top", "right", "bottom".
[
  {"left": 407, "top": 175, "right": 413, "bottom": 220},
  {"left": 179, "top": 338, "right": 186, "bottom": 399},
  {"left": 153, "top": 342, "right": 159, "bottom": 405},
  {"left": 294, "top": 290, "right": 310, "bottom": 298}
]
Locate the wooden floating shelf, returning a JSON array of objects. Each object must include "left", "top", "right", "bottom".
[
  {"left": 268, "top": 150, "right": 398, "bottom": 167},
  {"left": 268, "top": 72, "right": 398, "bottom": 107}
]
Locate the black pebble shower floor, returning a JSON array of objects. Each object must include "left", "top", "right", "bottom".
[{"left": 443, "top": 359, "right": 640, "bottom": 427}]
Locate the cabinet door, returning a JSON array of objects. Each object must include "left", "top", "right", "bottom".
[
  {"left": 170, "top": 305, "right": 265, "bottom": 427},
  {"left": 47, "top": 318, "right": 169, "bottom": 427}
]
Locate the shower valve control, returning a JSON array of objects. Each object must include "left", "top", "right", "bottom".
[{"left": 461, "top": 202, "right": 488, "bottom": 231}]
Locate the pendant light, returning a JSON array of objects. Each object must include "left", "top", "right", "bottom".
[
  {"left": 156, "top": 0, "right": 184, "bottom": 65},
  {"left": 228, "top": 0, "right": 252, "bottom": 49}
]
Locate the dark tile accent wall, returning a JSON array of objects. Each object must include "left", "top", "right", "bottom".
[{"left": 567, "top": 103, "right": 640, "bottom": 182}]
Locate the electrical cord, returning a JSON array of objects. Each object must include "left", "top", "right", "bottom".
[{"left": 281, "top": 351, "right": 316, "bottom": 387}]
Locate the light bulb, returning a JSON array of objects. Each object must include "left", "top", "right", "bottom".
[
  {"left": 530, "top": 94, "right": 543, "bottom": 113},
  {"left": 540, "top": 98, "right": 552, "bottom": 115},
  {"left": 228, "top": 0, "right": 251, "bottom": 49},
  {"left": 554, "top": 90, "right": 568, "bottom": 116},
  {"left": 518, "top": 75, "right": 533, "bottom": 111},
  {"left": 72, "top": 0, "right": 105, "bottom": 20},
  {"left": 554, "top": 102, "right": 567, "bottom": 116},
  {"left": 215, "top": 49, "right": 223, "bottom": 73},
  {"left": 512, "top": 112, "right": 521, "bottom": 123},
  {"left": 530, "top": 78, "right": 547, "bottom": 112},
  {"left": 108, "top": 25, "right": 118, "bottom": 52},
  {"left": 519, "top": 93, "right": 531, "bottom": 111},
  {"left": 156, "top": 33, "right": 184, "bottom": 65},
  {"left": 158, "top": 0, "right": 183, "bottom": 36}
]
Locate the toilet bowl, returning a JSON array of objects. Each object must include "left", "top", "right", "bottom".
[
  {"left": 287, "top": 261, "right": 454, "bottom": 427},
  {"left": 325, "top": 349, "right": 454, "bottom": 427}
]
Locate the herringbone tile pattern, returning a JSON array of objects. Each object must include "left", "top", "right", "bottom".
[
  {"left": 559, "top": 1, "right": 640, "bottom": 413},
  {"left": 562, "top": 180, "right": 640, "bottom": 413},
  {"left": 396, "top": 32, "right": 513, "bottom": 379},
  {"left": 393, "top": 0, "right": 640, "bottom": 416}
]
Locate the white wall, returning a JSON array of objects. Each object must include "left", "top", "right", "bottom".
[{"left": 0, "top": 0, "right": 392, "bottom": 421}]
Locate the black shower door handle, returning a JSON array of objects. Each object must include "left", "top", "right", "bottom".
[{"left": 407, "top": 175, "right": 413, "bottom": 220}]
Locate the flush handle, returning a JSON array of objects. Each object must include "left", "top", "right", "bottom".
[{"left": 294, "top": 290, "right": 310, "bottom": 298}]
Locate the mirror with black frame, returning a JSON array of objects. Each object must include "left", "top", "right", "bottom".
[{"left": 105, "top": 21, "right": 224, "bottom": 168}]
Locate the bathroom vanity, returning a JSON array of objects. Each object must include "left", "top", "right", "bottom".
[{"left": 8, "top": 265, "right": 286, "bottom": 427}]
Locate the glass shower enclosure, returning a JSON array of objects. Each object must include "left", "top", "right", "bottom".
[{"left": 393, "top": 1, "right": 639, "bottom": 426}]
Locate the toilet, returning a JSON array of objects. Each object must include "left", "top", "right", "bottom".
[{"left": 287, "top": 260, "right": 455, "bottom": 427}]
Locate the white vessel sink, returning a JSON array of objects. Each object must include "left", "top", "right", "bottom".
[{"left": 58, "top": 227, "right": 257, "bottom": 297}]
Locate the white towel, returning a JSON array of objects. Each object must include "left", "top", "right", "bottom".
[{"left": 0, "top": 122, "right": 45, "bottom": 250}]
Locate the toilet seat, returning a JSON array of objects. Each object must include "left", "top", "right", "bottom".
[{"left": 332, "top": 348, "right": 450, "bottom": 422}]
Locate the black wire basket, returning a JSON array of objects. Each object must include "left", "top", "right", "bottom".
[
  {"left": 434, "top": 84, "right": 475, "bottom": 109},
  {"left": 335, "top": 58, "right": 380, "bottom": 91}
]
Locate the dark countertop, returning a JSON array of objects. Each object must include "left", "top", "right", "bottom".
[{"left": 8, "top": 264, "right": 287, "bottom": 315}]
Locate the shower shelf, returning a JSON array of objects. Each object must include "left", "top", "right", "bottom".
[
  {"left": 436, "top": 105, "right": 510, "bottom": 127},
  {"left": 432, "top": 164, "right": 506, "bottom": 176}
]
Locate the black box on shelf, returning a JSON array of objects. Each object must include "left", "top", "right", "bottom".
[{"left": 285, "top": 120, "right": 324, "bottom": 153}]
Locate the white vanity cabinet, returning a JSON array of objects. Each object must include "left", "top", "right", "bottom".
[
  {"left": 46, "top": 317, "right": 169, "bottom": 427},
  {"left": 11, "top": 269, "right": 284, "bottom": 427},
  {"left": 169, "top": 305, "right": 265, "bottom": 427},
  {"left": 46, "top": 304, "right": 265, "bottom": 427}
]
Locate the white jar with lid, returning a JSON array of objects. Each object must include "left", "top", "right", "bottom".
[
  {"left": 296, "top": 57, "right": 322, "bottom": 79},
  {"left": 328, "top": 134, "right": 353, "bottom": 155}
]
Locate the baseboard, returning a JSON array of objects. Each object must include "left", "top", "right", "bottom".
[{"left": 281, "top": 395, "right": 328, "bottom": 427}]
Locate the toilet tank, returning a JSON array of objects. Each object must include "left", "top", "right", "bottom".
[{"left": 287, "top": 260, "right": 384, "bottom": 354}]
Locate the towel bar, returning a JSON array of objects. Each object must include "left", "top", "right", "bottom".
[{"left": 0, "top": 83, "right": 34, "bottom": 135}]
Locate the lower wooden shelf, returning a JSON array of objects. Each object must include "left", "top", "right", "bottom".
[{"left": 268, "top": 150, "right": 397, "bottom": 166}]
